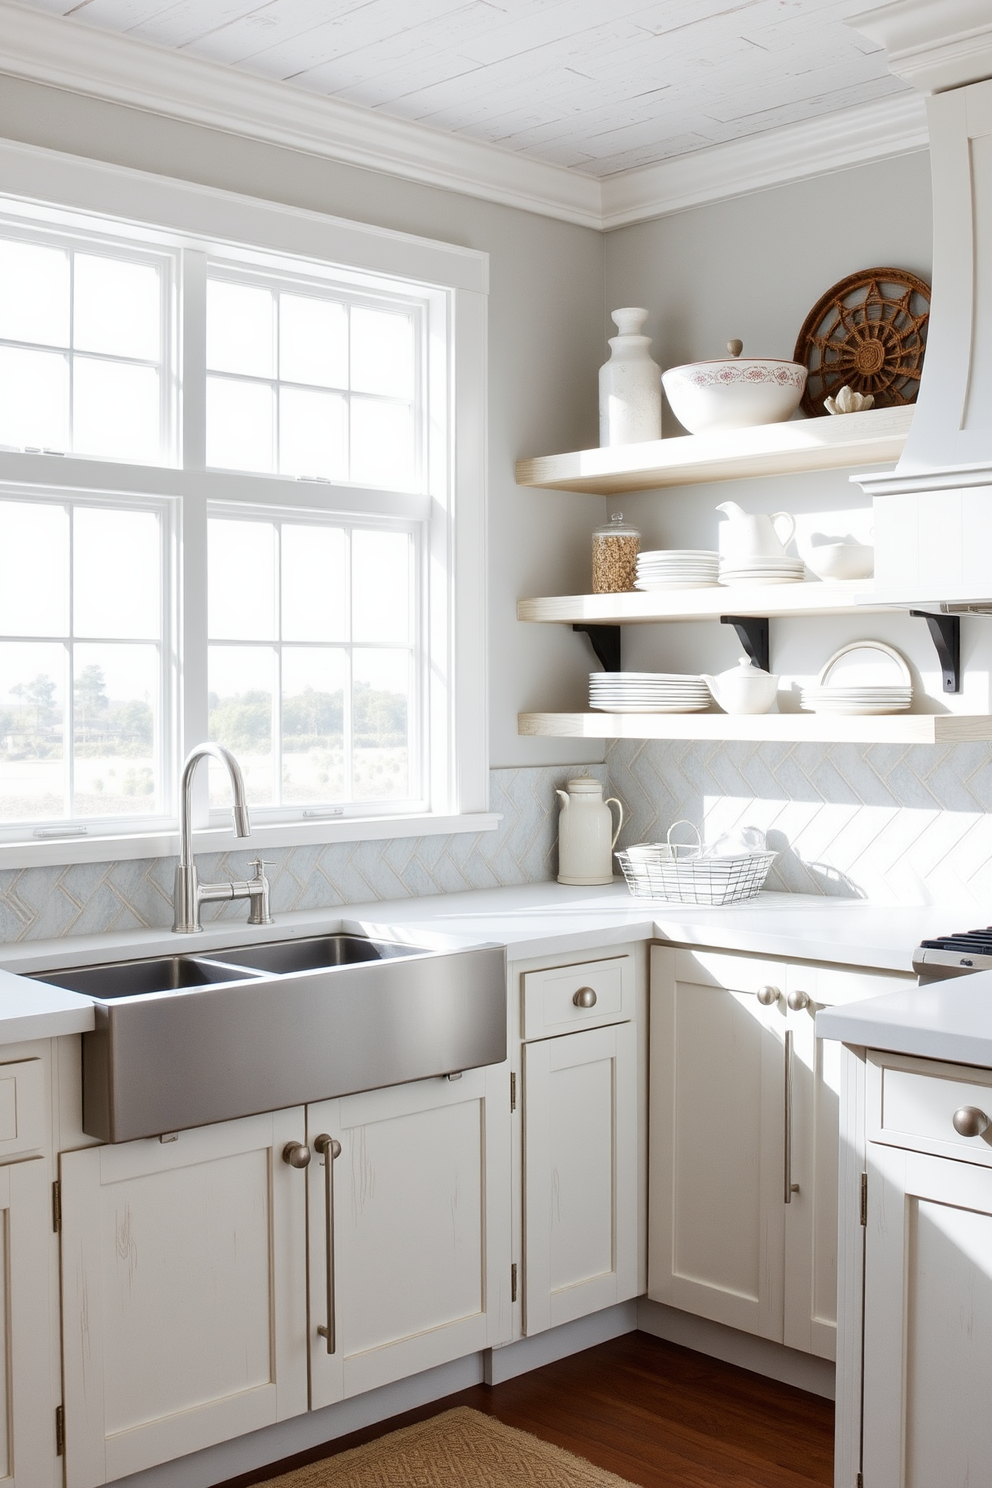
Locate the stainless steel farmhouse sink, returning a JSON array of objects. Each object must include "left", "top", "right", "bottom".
[{"left": 31, "top": 935, "right": 506, "bottom": 1144}]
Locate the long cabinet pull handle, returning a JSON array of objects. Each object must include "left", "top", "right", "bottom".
[
  {"left": 313, "top": 1133, "right": 342, "bottom": 1354},
  {"left": 784, "top": 1030, "right": 799, "bottom": 1204}
]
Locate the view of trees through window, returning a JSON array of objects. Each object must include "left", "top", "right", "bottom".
[
  {"left": 0, "top": 497, "right": 164, "bottom": 823},
  {"left": 206, "top": 515, "right": 415, "bottom": 809}
]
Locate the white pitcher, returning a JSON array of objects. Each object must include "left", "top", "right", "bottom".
[
  {"left": 716, "top": 500, "right": 796, "bottom": 561},
  {"left": 556, "top": 775, "right": 624, "bottom": 885}
]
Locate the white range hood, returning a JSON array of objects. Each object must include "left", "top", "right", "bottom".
[{"left": 849, "top": 2, "right": 992, "bottom": 601}]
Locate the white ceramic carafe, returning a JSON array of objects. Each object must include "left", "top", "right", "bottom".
[
  {"left": 716, "top": 500, "right": 796, "bottom": 561},
  {"left": 556, "top": 775, "right": 624, "bottom": 885}
]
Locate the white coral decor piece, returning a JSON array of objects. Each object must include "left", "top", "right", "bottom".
[{"left": 824, "top": 385, "right": 875, "bottom": 415}]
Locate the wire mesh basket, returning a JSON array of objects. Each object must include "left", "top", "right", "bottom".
[{"left": 616, "top": 822, "right": 776, "bottom": 906}]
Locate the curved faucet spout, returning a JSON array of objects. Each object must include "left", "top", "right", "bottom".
[
  {"left": 179, "top": 743, "right": 250, "bottom": 868},
  {"left": 173, "top": 743, "right": 262, "bottom": 934}
]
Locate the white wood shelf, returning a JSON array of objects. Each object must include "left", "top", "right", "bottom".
[
  {"left": 515, "top": 405, "right": 913, "bottom": 494},
  {"left": 518, "top": 712, "right": 992, "bottom": 744},
  {"left": 518, "top": 581, "right": 890, "bottom": 625}
]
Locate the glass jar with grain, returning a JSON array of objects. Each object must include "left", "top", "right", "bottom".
[{"left": 592, "top": 512, "right": 640, "bottom": 593}]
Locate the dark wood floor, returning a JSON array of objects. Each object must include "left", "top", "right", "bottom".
[{"left": 220, "top": 1332, "right": 834, "bottom": 1488}]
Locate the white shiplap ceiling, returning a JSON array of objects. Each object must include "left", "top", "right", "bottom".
[{"left": 15, "top": 0, "right": 908, "bottom": 178}]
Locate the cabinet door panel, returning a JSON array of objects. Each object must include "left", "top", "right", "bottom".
[
  {"left": 783, "top": 1007, "right": 839, "bottom": 1360},
  {"left": 649, "top": 969, "right": 785, "bottom": 1341},
  {"left": 0, "top": 1158, "right": 52, "bottom": 1487},
  {"left": 523, "top": 1021, "right": 638, "bottom": 1335},
  {"left": 60, "top": 1111, "right": 308, "bottom": 1488},
  {"left": 308, "top": 1066, "right": 510, "bottom": 1410},
  {"left": 864, "top": 1145, "right": 992, "bottom": 1487}
]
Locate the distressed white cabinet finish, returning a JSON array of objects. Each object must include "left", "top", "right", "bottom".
[
  {"left": 859, "top": 1052, "right": 992, "bottom": 1486},
  {"left": 0, "top": 1157, "right": 55, "bottom": 1487},
  {"left": 649, "top": 947, "right": 909, "bottom": 1360},
  {"left": 307, "top": 1066, "right": 511, "bottom": 1410},
  {"left": 516, "top": 947, "right": 642, "bottom": 1337},
  {"left": 59, "top": 1109, "right": 309, "bottom": 1488},
  {"left": 522, "top": 1020, "right": 638, "bottom": 1334}
]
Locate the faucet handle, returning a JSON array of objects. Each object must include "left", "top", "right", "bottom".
[{"left": 249, "top": 857, "right": 273, "bottom": 880}]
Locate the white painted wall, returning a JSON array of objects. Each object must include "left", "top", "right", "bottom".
[
  {"left": 598, "top": 152, "right": 980, "bottom": 706},
  {"left": 0, "top": 75, "right": 608, "bottom": 770}
]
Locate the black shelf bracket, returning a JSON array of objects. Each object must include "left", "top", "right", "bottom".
[
  {"left": 572, "top": 624, "right": 621, "bottom": 673},
  {"left": 721, "top": 616, "right": 770, "bottom": 674},
  {"left": 911, "top": 610, "right": 961, "bottom": 693}
]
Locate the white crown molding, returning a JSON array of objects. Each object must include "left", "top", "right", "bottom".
[
  {"left": 600, "top": 90, "right": 929, "bottom": 229},
  {"left": 0, "top": 0, "right": 603, "bottom": 229},
  {"left": 0, "top": 0, "right": 932, "bottom": 232},
  {"left": 849, "top": 1, "right": 992, "bottom": 95}
]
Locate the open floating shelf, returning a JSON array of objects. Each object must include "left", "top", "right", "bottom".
[
  {"left": 518, "top": 712, "right": 992, "bottom": 744},
  {"left": 517, "top": 581, "right": 889, "bottom": 625},
  {"left": 515, "top": 405, "right": 913, "bottom": 494}
]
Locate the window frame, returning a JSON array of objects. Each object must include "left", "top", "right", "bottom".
[{"left": 0, "top": 138, "right": 492, "bottom": 869}]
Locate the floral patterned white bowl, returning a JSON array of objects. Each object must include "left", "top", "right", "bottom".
[{"left": 662, "top": 358, "right": 807, "bottom": 434}]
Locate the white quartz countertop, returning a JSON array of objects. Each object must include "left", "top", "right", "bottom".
[
  {"left": 817, "top": 970, "right": 992, "bottom": 1064},
  {"left": 0, "top": 878, "right": 972, "bottom": 1046}
]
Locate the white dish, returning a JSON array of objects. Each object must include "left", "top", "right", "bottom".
[
  {"left": 800, "top": 700, "right": 912, "bottom": 715},
  {"left": 591, "top": 701, "right": 712, "bottom": 713},
  {"left": 591, "top": 672, "right": 705, "bottom": 681},
  {"left": 635, "top": 579, "right": 721, "bottom": 591},
  {"left": 805, "top": 543, "right": 875, "bottom": 581},
  {"left": 639, "top": 549, "right": 720, "bottom": 561},
  {"left": 818, "top": 642, "right": 912, "bottom": 689},
  {"left": 719, "top": 574, "right": 806, "bottom": 586}
]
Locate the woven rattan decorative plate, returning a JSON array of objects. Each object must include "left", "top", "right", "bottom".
[{"left": 793, "top": 267, "right": 931, "bottom": 418}]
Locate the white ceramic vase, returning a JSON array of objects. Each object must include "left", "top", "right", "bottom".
[{"left": 599, "top": 307, "right": 662, "bottom": 446}]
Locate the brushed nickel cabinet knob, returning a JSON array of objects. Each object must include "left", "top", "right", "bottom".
[
  {"left": 282, "top": 1141, "right": 311, "bottom": 1168},
  {"left": 573, "top": 987, "right": 598, "bottom": 1008},
  {"left": 953, "top": 1106, "right": 990, "bottom": 1139},
  {"left": 787, "top": 988, "right": 811, "bottom": 1011},
  {"left": 756, "top": 985, "right": 780, "bottom": 1006}
]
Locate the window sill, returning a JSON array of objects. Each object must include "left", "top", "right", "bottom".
[{"left": 0, "top": 812, "right": 502, "bottom": 870}]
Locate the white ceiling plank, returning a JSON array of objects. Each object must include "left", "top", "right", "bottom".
[{"left": 5, "top": 0, "right": 921, "bottom": 190}]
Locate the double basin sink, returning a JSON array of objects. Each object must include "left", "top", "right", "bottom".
[{"left": 33, "top": 933, "right": 506, "bottom": 1143}]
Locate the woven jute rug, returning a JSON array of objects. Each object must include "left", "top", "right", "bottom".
[{"left": 255, "top": 1406, "right": 639, "bottom": 1488}]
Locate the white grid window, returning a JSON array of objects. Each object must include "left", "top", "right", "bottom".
[
  {"left": 205, "top": 271, "right": 421, "bottom": 491},
  {"left": 0, "top": 232, "right": 172, "bottom": 465},
  {"left": 0, "top": 148, "right": 487, "bottom": 861},
  {"left": 0, "top": 493, "right": 171, "bottom": 829},
  {"left": 206, "top": 512, "right": 420, "bottom": 816}
]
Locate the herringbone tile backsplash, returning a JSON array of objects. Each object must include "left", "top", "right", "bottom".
[
  {"left": 608, "top": 740, "right": 992, "bottom": 907},
  {"left": 0, "top": 765, "right": 606, "bottom": 944},
  {"left": 3, "top": 741, "right": 990, "bottom": 944}
]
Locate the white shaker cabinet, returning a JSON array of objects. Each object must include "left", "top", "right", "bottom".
[
  {"left": 59, "top": 1108, "right": 311, "bottom": 1488},
  {"left": 517, "top": 949, "right": 642, "bottom": 1337},
  {"left": 307, "top": 1065, "right": 511, "bottom": 1411},
  {"left": 860, "top": 1052, "right": 992, "bottom": 1486},
  {"left": 0, "top": 1157, "right": 56, "bottom": 1488},
  {"left": 649, "top": 946, "right": 910, "bottom": 1361}
]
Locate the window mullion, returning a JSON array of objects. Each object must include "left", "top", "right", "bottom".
[
  {"left": 180, "top": 490, "right": 209, "bottom": 825},
  {"left": 182, "top": 249, "right": 207, "bottom": 472}
]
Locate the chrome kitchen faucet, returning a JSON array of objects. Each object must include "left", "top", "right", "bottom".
[{"left": 172, "top": 742, "right": 272, "bottom": 934}]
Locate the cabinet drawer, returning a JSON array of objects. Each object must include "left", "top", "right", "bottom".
[
  {"left": 868, "top": 1052, "right": 992, "bottom": 1166},
  {"left": 522, "top": 955, "right": 632, "bottom": 1040},
  {"left": 0, "top": 1058, "right": 45, "bottom": 1160}
]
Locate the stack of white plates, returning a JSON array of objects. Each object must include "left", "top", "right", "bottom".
[
  {"left": 719, "top": 557, "right": 805, "bottom": 586},
  {"left": 635, "top": 550, "right": 720, "bottom": 590},
  {"left": 589, "top": 672, "right": 711, "bottom": 713},
  {"left": 800, "top": 641, "right": 913, "bottom": 715}
]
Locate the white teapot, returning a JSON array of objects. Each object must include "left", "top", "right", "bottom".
[
  {"left": 716, "top": 500, "right": 796, "bottom": 561},
  {"left": 556, "top": 776, "right": 624, "bottom": 885},
  {"left": 701, "top": 657, "right": 779, "bottom": 714}
]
